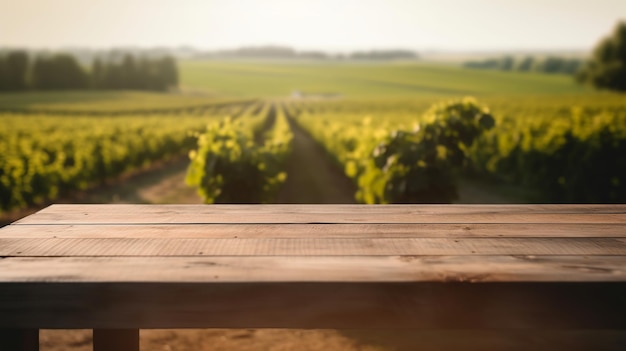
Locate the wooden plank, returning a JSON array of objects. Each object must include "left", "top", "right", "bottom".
[
  {"left": 93, "top": 329, "right": 138, "bottom": 351},
  {"left": 319, "top": 330, "right": 626, "bottom": 351},
  {"left": 13, "top": 204, "right": 626, "bottom": 225},
  {"left": 2, "top": 223, "right": 625, "bottom": 238},
  {"left": 2, "top": 237, "right": 625, "bottom": 256},
  {"left": 0, "top": 329, "right": 38, "bottom": 351},
  {"left": 2, "top": 204, "right": 625, "bottom": 334},
  {"left": 30, "top": 204, "right": 626, "bottom": 215},
  {"left": 0, "top": 256, "right": 624, "bottom": 283},
  {"left": 1, "top": 282, "right": 624, "bottom": 329}
]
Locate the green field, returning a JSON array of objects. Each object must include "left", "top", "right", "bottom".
[
  {"left": 0, "top": 91, "right": 227, "bottom": 112},
  {"left": 180, "top": 60, "right": 594, "bottom": 97},
  {"left": 0, "top": 60, "right": 606, "bottom": 110}
]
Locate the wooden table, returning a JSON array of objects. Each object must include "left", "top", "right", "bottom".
[{"left": 1, "top": 204, "right": 625, "bottom": 350}]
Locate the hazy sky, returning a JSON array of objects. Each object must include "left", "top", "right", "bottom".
[{"left": 1, "top": 0, "right": 625, "bottom": 51}]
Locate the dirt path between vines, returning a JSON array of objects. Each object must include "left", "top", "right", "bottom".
[{"left": 275, "top": 117, "right": 357, "bottom": 203}]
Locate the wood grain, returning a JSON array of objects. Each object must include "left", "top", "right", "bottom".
[
  {"left": 0, "top": 256, "right": 624, "bottom": 282},
  {"left": 1, "top": 204, "right": 625, "bottom": 332},
  {"left": 2, "top": 223, "right": 625, "bottom": 238},
  {"left": 2, "top": 237, "right": 625, "bottom": 256},
  {"left": 14, "top": 204, "right": 626, "bottom": 225}
]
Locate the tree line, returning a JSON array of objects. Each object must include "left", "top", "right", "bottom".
[
  {"left": 576, "top": 21, "right": 626, "bottom": 92},
  {"left": 199, "top": 45, "right": 419, "bottom": 61},
  {"left": 0, "top": 51, "right": 178, "bottom": 92},
  {"left": 464, "top": 55, "right": 583, "bottom": 75},
  {"left": 463, "top": 21, "right": 626, "bottom": 92}
]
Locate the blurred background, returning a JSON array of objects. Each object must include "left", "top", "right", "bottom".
[{"left": 1, "top": 1, "right": 626, "bottom": 350}]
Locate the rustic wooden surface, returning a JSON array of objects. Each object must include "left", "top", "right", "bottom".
[
  {"left": 14, "top": 204, "right": 626, "bottom": 224},
  {"left": 1, "top": 204, "right": 625, "bottom": 330}
]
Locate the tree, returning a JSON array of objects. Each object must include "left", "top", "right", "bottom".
[
  {"left": 515, "top": 56, "right": 534, "bottom": 71},
  {"left": 499, "top": 56, "right": 514, "bottom": 71},
  {"left": 121, "top": 54, "right": 139, "bottom": 89},
  {"left": 562, "top": 59, "right": 583, "bottom": 75},
  {"left": 91, "top": 58, "right": 105, "bottom": 89},
  {"left": 158, "top": 56, "right": 178, "bottom": 90},
  {"left": 31, "top": 56, "right": 51, "bottom": 90},
  {"left": 0, "top": 51, "right": 29, "bottom": 91},
  {"left": 542, "top": 56, "right": 565, "bottom": 73},
  {"left": 31, "top": 54, "right": 88, "bottom": 90},
  {"left": 55, "top": 54, "right": 89, "bottom": 89},
  {"left": 0, "top": 55, "right": 7, "bottom": 91},
  {"left": 577, "top": 21, "right": 626, "bottom": 91}
]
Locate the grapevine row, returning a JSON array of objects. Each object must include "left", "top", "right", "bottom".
[
  {"left": 295, "top": 98, "right": 494, "bottom": 203},
  {"left": 0, "top": 102, "right": 253, "bottom": 212},
  {"left": 291, "top": 93, "right": 626, "bottom": 203},
  {"left": 186, "top": 102, "right": 293, "bottom": 203}
]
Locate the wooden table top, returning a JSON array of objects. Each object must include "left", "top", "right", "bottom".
[{"left": 1, "top": 204, "right": 625, "bottom": 330}]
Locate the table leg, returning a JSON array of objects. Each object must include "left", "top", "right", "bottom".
[
  {"left": 0, "top": 329, "right": 39, "bottom": 351},
  {"left": 93, "top": 329, "right": 139, "bottom": 351}
]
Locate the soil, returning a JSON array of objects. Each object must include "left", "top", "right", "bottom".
[{"left": 274, "top": 117, "right": 356, "bottom": 203}]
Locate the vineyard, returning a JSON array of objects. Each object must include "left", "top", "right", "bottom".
[
  {"left": 186, "top": 101, "right": 293, "bottom": 203},
  {"left": 1, "top": 61, "right": 625, "bottom": 215},
  {"left": 290, "top": 93, "right": 626, "bottom": 203},
  {"left": 0, "top": 100, "right": 259, "bottom": 212},
  {"left": 3, "top": 92, "right": 626, "bottom": 214}
]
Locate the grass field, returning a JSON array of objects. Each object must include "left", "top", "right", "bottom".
[
  {"left": 0, "top": 60, "right": 605, "bottom": 111},
  {"left": 0, "top": 90, "right": 224, "bottom": 112},
  {"left": 180, "top": 60, "right": 594, "bottom": 97}
]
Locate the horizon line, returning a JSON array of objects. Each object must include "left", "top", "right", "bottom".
[{"left": 0, "top": 44, "right": 592, "bottom": 55}]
